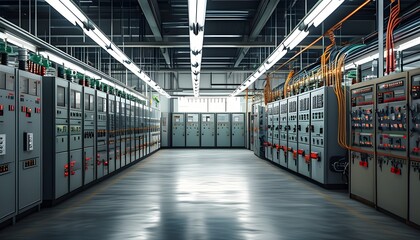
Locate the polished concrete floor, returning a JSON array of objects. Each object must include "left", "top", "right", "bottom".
[{"left": 0, "top": 149, "right": 419, "bottom": 240}]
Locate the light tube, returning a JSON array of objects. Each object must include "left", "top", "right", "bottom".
[
  {"left": 312, "top": 0, "right": 345, "bottom": 27},
  {"left": 397, "top": 36, "right": 420, "bottom": 51},
  {"left": 303, "top": 0, "right": 332, "bottom": 27},
  {"left": 45, "top": 0, "right": 81, "bottom": 26},
  {"left": 0, "top": 32, "right": 37, "bottom": 52}
]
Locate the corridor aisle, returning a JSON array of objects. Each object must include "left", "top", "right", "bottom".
[{"left": 0, "top": 149, "right": 418, "bottom": 240}]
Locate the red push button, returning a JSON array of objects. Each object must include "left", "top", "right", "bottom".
[{"left": 310, "top": 152, "right": 319, "bottom": 160}]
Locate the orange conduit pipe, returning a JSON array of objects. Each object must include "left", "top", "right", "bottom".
[
  {"left": 283, "top": 70, "right": 295, "bottom": 98},
  {"left": 386, "top": 0, "right": 400, "bottom": 74}
]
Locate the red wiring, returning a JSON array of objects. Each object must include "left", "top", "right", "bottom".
[{"left": 386, "top": 0, "right": 400, "bottom": 74}]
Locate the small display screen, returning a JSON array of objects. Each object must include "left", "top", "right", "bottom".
[
  {"left": 57, "top": 86, "right": 66, "bottom": 107},
  {"left": 70, "top": 90, "right": 81, "bottom": 109}
]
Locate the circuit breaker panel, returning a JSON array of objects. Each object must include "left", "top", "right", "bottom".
[
  {"left": 216, "top": 113, "right": 231, "bottom": 147},
  {"left": 172, "top": 113, "right": 185, "bottom": 147},
  {"left": 96, "top": 92, "right": 108, "bottom": 179},
  {"left": 201, "top": 113, "right": 215, "bottom": 147},
  {"left": 186, "top": 113, "right": 200, "bottom": 147},
  {"left": 271, "top": 102, "right": 280, "bottom": 164},
  {"left": 287, "top": 96, "right": 298, "bottom": 172},
  {"left": 297, "top": 92, "right": 311, "bottom": 178},
  {"left": 310, "top": 87, "right": 345, "bottom": 185},
  {"left": 349, "top": 84, "right": 375, "bottom": 204},
  {"left": 120, "top": 99, "right": 126, "bottom": 168},
  {"left": 83, "top": 87, "right": 96, "bottom": 184},
  {"left": 0, "top": 65, "right": 16, "bottom": 223},
  {"left": 17, "top": 70, "right": 42, "bottom": 212},
  {"left": 409, "top": 70, "right": 420, "bottom": 226},
  {"left": 265, "top": 103, "right": 273, "bottom": 161},
  {"left": 375, "top": 73, "right": 408, "bottom": 219},
  {"left": 231, "top": 113, "right": 245, "bottom": 147},
  {"left": 107, "top": 95, "right": 116, "bottom": 173},
  {"left": 279, "top": 99, "right": 288, "bottom": 167},
  {"left": 69, "top": 83, "right": 83, "bottom": 192}
]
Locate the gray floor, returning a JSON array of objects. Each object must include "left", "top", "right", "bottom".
[{"left": 0, "top": 149, "right": 419, "bottom": 240}]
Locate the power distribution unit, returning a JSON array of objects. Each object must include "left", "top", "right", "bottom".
[
  {"left": 375, "top": 72, "right": 408, "bottom": 219},
  {"left": 349, "top": 83, "right": 376, "bottom": 204},
  {"left": 172, "top": 113, "right": 186, "bottom": 147},
  {"left": 107, "top": 94, "right": 116, "bottom": 173},
  {"left": 309, "top": 87, "right": 345, "bottom": 185},
  {"left": 17, "top": 70, "right": 42, "bottom": 213},
  {"left": 120, "top": 99, "right": 127, "bottom": 167},
  {"left": 201, "top": 113, "right": 215, "bottom": 147},
  {"left": 216, "top": 113, "right": 231, "bottom": 147},
  {"left": 0, "top": 65, "right": 16, "bottom": 224},
  {"left": 287, "top": 96, "right": 298, "bottom": 172},
  {"left": 279, "top": 99, "right": 288, "bottom": 167},
  {"left": 271, "top": 102, "right": 280, "bottom": 164},
  {"left": 186, "top": 113, "right": 200, "bottom": 147},
  {"left": 231, "top": 113, "right": 245, "bottom": 147},
  {"left": 297, "top": 92, "right": 311, "bottom": 178},
  {"left": 160, "top": 112, "right": 170, "bottom": 147},
  {"left": 96, "top": 91, "right": 108, "bottom": 179},
  {"left": 265, "top": 103, "right": 273, "bottom": 161},
  {"left": 69, "top": 83, "right": 83, "bottom": 192},
  {"left": 83, "top": 86, "right": 96, "bottom": 184},
  {"left": 409, "top": 69, "right": 420, "bottom": 226}
]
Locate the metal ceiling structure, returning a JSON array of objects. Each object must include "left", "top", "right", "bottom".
[{"left": 0, "top": 0, "right": 418, "bottom": 96}]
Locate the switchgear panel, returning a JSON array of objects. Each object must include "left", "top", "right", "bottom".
[
  {"left": 69, "top": 83, "right": 83, "bottom": 192},
  {"left": 120, "top": 99, "right": 126, "bottom": 167},
  {"left": 17, "top": 70, "right": 42, "bottom": 212},
  {"left": 107, "top": 95, "right": 116, "bottom": 173},
  {"left": 271, "top": 102, "right": 280, "bottom": 164},
  {"left": 172, "top": 113, "right": 186, "bottom": 147},
  {"left": 125, "top": 102, "right": 132, "bottom": 164},
  {"left": 96, "top": 92, "right": 108, "bottom": 179},
  {"left": 42, "top": 76, "right": 70, "bottom": 201},
  {"left": 310, "top": 87, "right": 345, "bottom": 185},
  {"left": 297, "top": 93, "right": 311, "bottom": 178},
  {"left": 265, "top": 103, "right": 273, "bottom": 160},
  {"left": 409, "top": 71, "right": 420, "bottom": 226},
  {"left": 161, "top": 112, "right": 170, "bottom": 147},
  {"left": 186, "top": 113, "right": 200, "bottom": 147},
  {"left": 134, "top": 103, "right": 140, "bottom": 160},
  {"left": 201, "top": 113, "right": 215, "bottom": 147},
  {"left": 375, "top": 74, "right": 408, "bottom": 219},
  {"left": 217, "top": 113, "right": 231, "bottom": 147},
  {"left": 279, "top": 99, "right": 288, "bottom": 167},
  {"left": 231, "top": 113, "right": 245, "bottom": 147},
  {"left": 349, "top": 84, "right": 375, "bottom": 203},
  {"left": 84, "top": 87, "right": 96, "bottom": 184},
  {"left": 287, "top": 96, "right": 298, "bottom": 172},
  {"left": 0, "top": 65, "right": 16, "bottom": 223},
  {"left": 130, "top": 100, "right": 136, "bottom": 162}
]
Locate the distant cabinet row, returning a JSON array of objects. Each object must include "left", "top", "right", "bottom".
[{"left": 161, "top": 113, "right": 246, "bottom": 148}]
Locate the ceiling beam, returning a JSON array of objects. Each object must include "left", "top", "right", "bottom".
[
  {"left": 54, "top": 41, "right": 277, "bottom": 48},
  {"left": 234, "top": 0, "right": 281, "bottom": 67},
  {"left": 138, "top": 0, "right": 171, "bottom": 68}
]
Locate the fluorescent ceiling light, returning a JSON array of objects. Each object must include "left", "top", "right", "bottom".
[
  {"left": 303, "top": 0, "right": 332, "bottom": 27},
  {"left": 354, "top": 53, "right": 379, "bottom": 65},
  {"left": 0, "top": 32, "right": 37, "bottom": 52},
  {"left": 264, "top": 48, "right": 287, "bottom": 70},
  {"left": 312, "top": 0, "right": 345, "bottom": 27},
  {"left": 397, "top": 36, "right": 420, "bottom": 51},
  {"left": 46, "top": 0, "right": 170, "bottom": 98},
  {"left": 284, "top": 29, "right": 309, "bottom": 50},
  {"left": 39, "top": 51, "right": 84, "bottom": 73}
]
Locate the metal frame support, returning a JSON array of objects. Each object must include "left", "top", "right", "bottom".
[{"left": 378, "top": 0, "right": 384, "bottom": 77}]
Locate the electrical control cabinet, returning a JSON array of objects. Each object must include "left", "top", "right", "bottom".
[
  {"left": 409, "top": 69, "right": 420, "bottom": 225},
  {"left": 120, "top": 99, "right": 127, "bottom": 167},
  {"left": 134, "top": 103, "right": 140, "bottom": 160},
  {"left": 201, "top": 113, "right": 215, "bottom": 147},
  {"left": 279, "top": 99, "right": 288, "bottom": 167},
  {"left": 114, "top": 96, "right": 121, "bottom": 170},
  {"left": 375, "top": 73, "right": 408, "bottom": 219},
  {"left": 0, "top": 65, "right": 16, "bottom": 223},
  {"left": 83, "top": 86, "right": 95, "bottom": 183},
  {"left": 172, "top": 113, "right": 185, "bottom": 147},
  {"left": 216, "top": 113, "right": 231, "bottom": 147},
  {"left": 129, "top": 100, "right": 136, "bottom": 162},
  {"left": 265, "top": 103, "right": 273, "bottom": 161},
  {"left": 253, "top": 105, "right": 265, "bottom": 158},
  {"left": 287, "top": 96, "right": 298, "bottom": 172},
  {"left": 17, "top": 70, "right": 42, "bottom": 212},
  {"left": 310, "top": 87, "right": 345, "bottom": 185},
  {"left": 96, "top": 91, "right": 108, "bottom": 179},
  {"left": 266, "top": 104, "right": 273, "bottom": 160},
  {"left": 69, "top": 83, "right": 83, "bottom": 192},
  {"left": 271, "top": 102, "right": 280, "bottom": 164},
  {"left": 140, "top": 104, "right": 146, "bottom": 156},
  {"left": 42, "top": 77, "right": 69, "bottom": 200},
  {"left": 297, "top": 93, "right": 311, "bottom": 178},
  {"left": 349, "top": 84, "right": 376, "bottom": 204},
  {"left": 107, "top": 94, "right": 116, "bottom": 173},
  {"left": 125, "top": 101, "right": 132, "bottom": 163},
  {"left": 161, "top": 112, "right": 170, "bottom": 147},
  {"left": 186, "top": 113, "right": 200, "bottom": 147},
  {"left": 231, "top": 113, "right": 245, "bottom": 147}
]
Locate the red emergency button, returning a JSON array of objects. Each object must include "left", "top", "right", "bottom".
[
  {"left": 359, "top": 161, "right": 368, "bottom": 167},
  {"left": 390, "top": 167, "right": 401, "bottom": 175},
  {"left": 0, "top": 105, "right": 3, "bottom": 110}
]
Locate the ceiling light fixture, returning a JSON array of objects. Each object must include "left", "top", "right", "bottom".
[
  {"left": 45, "top": 0, "right": 170, "bottom": 98},
  {"left": 230, "top": 0, "right": 345, "bottom": 97},
  {"left": 188, "top": 0, "right": 207, "bottom": 97}
]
